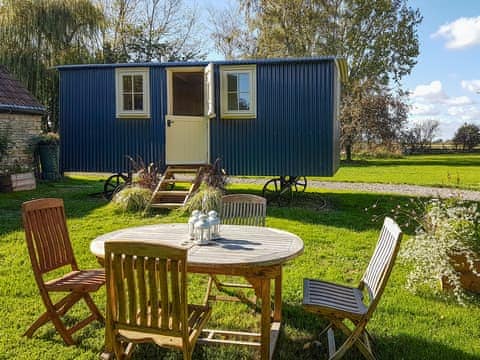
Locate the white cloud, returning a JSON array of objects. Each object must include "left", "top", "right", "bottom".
[
  {"left": 461, "top": 80, "right": 480, "bottom": 93},
  {"left": 410, "top": 103, "right": 440, "bottom": 116},
  {"left": 444, "top": 96, "right": 474, "bottom": 106},
  {"left": 447, "top": 104, "right": 480, "bottom": 121},
  {"left": 411, "top": 80, "right": 447, "bottom": 102},
  {"left": 432, "top": 16, "right": 480, "bottom": 49}
]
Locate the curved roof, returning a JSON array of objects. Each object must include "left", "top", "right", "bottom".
[{"left": 0, "top": 66, "right": 45, "bottom": 115}]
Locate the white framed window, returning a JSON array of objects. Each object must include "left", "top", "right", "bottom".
[
  {"left": 115, "top": 68, "right": 150, "bottom": 118},
  {"left": 220, "top": 65, "right": 256, "bottom": 119}
]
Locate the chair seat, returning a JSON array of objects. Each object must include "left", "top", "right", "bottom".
[
  {"left": 303, "top": 279, "right": 368, "bottom": 320},
  {"left": 118, "top": 304, "right": 211, "bottom": 348},
  {"left": 45, "top": 269, "right": 105, "bottom": 292}
]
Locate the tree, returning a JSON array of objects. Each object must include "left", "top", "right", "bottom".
[
  {"left": 453, "top": 123, "right": 480, "bottom": 151},
  {"left": 209, "top": 3, "right": 257, "bottom": 59},
  {"left": 212, "top": 0, "right": 422, "bottom": 159},
  {"left": 0, "top": 0, "right": 104, "bottom": 131},
  {"left": 99, "top": 0, "right": 205, "bottom": 62},
  {"left": 401, "top": 119, "right": 440, "bottom": 153}
]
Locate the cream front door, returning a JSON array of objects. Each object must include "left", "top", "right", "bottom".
[
  {"left": 165, "top": 115, "right": 208, "bottom": 164},
  {"left": 165, "top": 65, "right": 214, "bottom": 165}
]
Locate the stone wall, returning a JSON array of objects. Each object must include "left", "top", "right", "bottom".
[{"left": 0, "top": 113, "right": 42, "bottom": 172}]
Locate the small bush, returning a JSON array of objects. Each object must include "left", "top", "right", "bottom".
[
  {"left": 182, "top": 185, "right": 223, "bottom": 214},
  {"left": 112, "top": 186, "right": 152, "bottom": 213},
  {"left": 126, "top": 155, "right": 161, "bottom": 190},
  {"left": 400, "top": 198, "right": 480, "bottom": 303},
  {"left": 33, "top": 132, "right": 60, "bottom": 147}
]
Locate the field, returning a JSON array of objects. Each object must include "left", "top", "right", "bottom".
[
  {"left": 314, "top": 154, "right": 480, "bottom": 190},
  {"left": 1, "top": 176, "right": 479, "bottom": 359}
]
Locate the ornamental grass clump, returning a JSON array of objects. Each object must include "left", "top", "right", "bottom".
[
  {"left": 112, "top": 186, "right": 152, "bottom": 213},
  {"left": 400, "top": 198, "right": 480, "bottom": 303},
  {"left": 181, "top": 158, "right": 227, "bottom": 214}
]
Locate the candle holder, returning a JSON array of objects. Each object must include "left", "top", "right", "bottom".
[
  {"left": 194, "top": 214, "right": 211, "bottom": 245},
  {"left": 208, "top": 210, "right": 220, "bottom": 240},
  {"left": 188, "top": 210, "right": 201, "bottom": 240}
]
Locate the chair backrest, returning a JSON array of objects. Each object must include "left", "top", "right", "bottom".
[
  {"left": 105, "top": 241, "right": 188, "bottom": 339},
  {"left": 22, "top": 198, "right": 77, "bottom": 275},
  {"left": 360, "top": 217, "right": 402, "bottom": 314},
  {"left": 220, "top": 194, "right": 266, "bottom": 226}
]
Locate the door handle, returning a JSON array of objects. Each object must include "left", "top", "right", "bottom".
[{"left": 167, "top": 119, "right": 174, "bottom": 127}]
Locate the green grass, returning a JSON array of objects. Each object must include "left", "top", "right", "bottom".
[
  {"left": 1, "top": 176, "right": 480, "bottom": 359},
  {"left": 314, "top": 154, "right": 480, "bottom": 190}
]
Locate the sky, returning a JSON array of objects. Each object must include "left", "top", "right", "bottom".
[
  {"left": 201, "top": 0, "right": 480, "bottom": 140},
  {"left": 403, "top": 0, "right": 480, "bottom": 140}
]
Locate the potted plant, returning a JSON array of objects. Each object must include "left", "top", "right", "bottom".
[
  {"left": 400, "top": 198, "right": 480, "bottom": 303},
  {"left": 34, "top": 132, "right": 61, "bottom": 180}
]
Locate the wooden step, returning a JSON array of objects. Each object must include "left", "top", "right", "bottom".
[
  {"left": 154, "top": 190, "right": 189, "bottom": 196},
  {"left": 149, "top": 165, "right": 206, "bottom": 211},
  {"left": 150, "top": 202, "right": 184, "bottom": 209},
  {"left": 164, "top": 168, "right": 201, "bottom": 173}
]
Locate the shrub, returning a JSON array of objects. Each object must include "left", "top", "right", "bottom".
[
  {"left": 112, "top": 186, "right": 152, "bottom": 213},
  {"left": 180, "top": 158, "right": 228, "bottom": 214},
  {"left": 33, "top": 132, "right": 60, "bottom": 147},
  {"left": 126, "top": 155, "right": 161, "bottom": 190},
  {"left": 182, "top": 185, "right": 223, "bottom": 214},
  {"left": 400, "top": 198, "right": 480, "bottom": 303}
]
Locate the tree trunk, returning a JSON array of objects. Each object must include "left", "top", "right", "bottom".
[{"left": 345, "top": 144, "right": 352, "bottom": 161}]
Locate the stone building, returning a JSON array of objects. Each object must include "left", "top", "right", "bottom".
[{"left": 0, "top": 66, "right": 45, "bottom": 172}]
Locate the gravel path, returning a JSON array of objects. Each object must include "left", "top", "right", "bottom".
[{"left": 231, "top": 177, "right": 480, "bottom": 201}]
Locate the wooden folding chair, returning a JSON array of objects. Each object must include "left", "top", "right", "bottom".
[
  {"left": 104, "top": 241, "right": 211, "bottom": 360},
  {"left": 303, "top": 217, "right": 402, "bottom": 360},
  {"left": 22, "top": 198, "right": 105, "bottom": 345},
  {"left": 220, "top": 194, "right": 267, "bottom": 226},
  {"left": 207, "top": 194, "right": 267, "bottom": 305}
]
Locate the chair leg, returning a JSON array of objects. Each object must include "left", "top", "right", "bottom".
[
  {"left": 50, "top": 313, "right": 76, "bottom": 346},
  {"left": 204, "top": 276, "right": 214, "bottom": 306},
  {"left": 25, "top": 292, "right": 80, "bottom": 345},
  {"left": 330, "top": 319, "right": 375, "bottom": 360},
  {"left": 182, "top": 346, "right": 191, "bottom": 360},
  {"left": 112, "top": 338, "right": 125, "bottom": 360},
  {"left": 83, "top": 293, "right": 104, "bottom": 322},
  {"left": 23, "top": 311, "right": 51, "bottom": 338}
]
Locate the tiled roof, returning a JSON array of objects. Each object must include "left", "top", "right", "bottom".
[{"left": 0, "top": 66, "right": 45, "bottom": 115}]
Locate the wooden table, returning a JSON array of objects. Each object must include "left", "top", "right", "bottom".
[{"left": 90, "top": 223, "right": 304, "bottom": 360}]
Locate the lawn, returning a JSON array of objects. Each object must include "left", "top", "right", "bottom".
[
  {"left": 314, "top": 154, "right": 480, "bottom": 190},
  {"left": 1, "top": 176, "right": 479, "bottom": 359}
]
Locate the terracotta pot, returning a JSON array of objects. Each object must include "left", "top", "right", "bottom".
[{"left": 441, "top": 252, "right": 480, "bottom": 293}]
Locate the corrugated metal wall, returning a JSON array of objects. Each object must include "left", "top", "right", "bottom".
[
  {"left": 59, "top": 59, "right": 338, "bottom": 176},
  {"left": 60, "top": 67, "right": 166, "bottom": 173},
  {"left": 210, "top": 60, "right": 336, "bottom": 176}
]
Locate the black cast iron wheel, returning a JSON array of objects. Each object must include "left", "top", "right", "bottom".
[
  {"left": 103, "top": 173, "right": 129, "bottom": 200},
  {"left": 262, "top": 178, "right": 293, "bottom": 206}
]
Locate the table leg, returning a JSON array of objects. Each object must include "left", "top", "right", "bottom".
[
  {"left": 260, "top": 278, "right": 271, "bottom": 360},
  {"left": 274, "top": 269, "right": 282, "bottom": 322}
]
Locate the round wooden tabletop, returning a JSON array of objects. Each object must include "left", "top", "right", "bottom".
[{"left": 90, "top": 223, "right": 304, "bottom": 268}]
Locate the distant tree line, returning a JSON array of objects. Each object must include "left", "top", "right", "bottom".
[{"left": 401, "top": 121, "right": 480, "bottom": 154}]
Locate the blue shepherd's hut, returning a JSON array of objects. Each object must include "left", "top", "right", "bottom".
[{"left": 58, "top": 57, "right": 347, "bottom": 177}]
